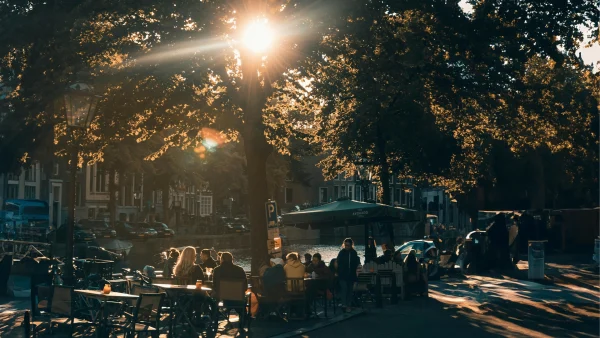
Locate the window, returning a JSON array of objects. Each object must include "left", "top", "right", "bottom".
[
  {"left": 53, "top": 186, "right": 60, "bottom": 202},
  {"left": 390, "top": 176, "right": 394, "bottom": 185},
  {"left": 53, "top": 163, "right": 59, "bottom": 176},
  {"left": 186, "top": 197, "right": 195, "bottom": 215},
  {"left": 319, "top": 187, "right": 328, "bottom": 203},
  {"left": 333, "top": 186, "right": 339, "bottom": 199},
  {"left": 340, "top": 172, "right": 346, "bottom": 181},
  {"left": 7, "top": 173, "right": 17, "bottom": 181},
  {"left": 401, "top": 189, "right": 406, "bottom": 205},
  {"left": 7, "top": 184, "right": 18, "bottom": 199},
  {"left": 199, "top": 196, "right": 212, "bottom": 216},
  {"left": 340, "top": 186, "right": 346, "bottom": 198},
  {"left": 88, "top": 208, "right": 96, "bottom": 219},
  {"left": 24, "top": 166, "right": 35, "bottom": 182},
  {"left": 334, "top": 174, "right": 339, "bottom": 181},
  {"left": 394, "top": 188, "right": 401, "bottom": 204},
  {"left": 24, "top": 186, "right": 36, "bottom": 199},
  {"left": 95, "top": 166, "right": 107, "bottom": 192},
  {"left": 347, "top": 185, "right": 353, "bottom": 200},
  {"left": 368, "top": 186, "right": 376, "bottom": 201},
  {"left": 355, "top": 185, "right": 361, "bottom": 201},
  {"left": 157, "top": 191, "right": 163, "bottom": 204},
  {"left": 285, "top": 188, "right": 293, "bottom": 203},
  {"left": 406, "top": 190, "right": 413, "bottom": 208}
]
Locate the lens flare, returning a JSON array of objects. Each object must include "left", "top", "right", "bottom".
[{"left": 242, "top": 19, "right": 274, "bottom": 53}]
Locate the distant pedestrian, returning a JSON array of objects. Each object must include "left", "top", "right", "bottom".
[{"left": 337, "top": 238, "right": 360, "bottom": 313}]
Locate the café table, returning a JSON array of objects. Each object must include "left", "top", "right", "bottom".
[
  {"left": 75, "top": 289, "right": 139, "bottom": 338},
  {"left": 153, "top": 284, "right": 217, "bottom": 338},
  {"left": 303, "top": 277, "right": 331, "bottom": 318}
]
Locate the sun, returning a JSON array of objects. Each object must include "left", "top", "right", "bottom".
[{"left": 242, "top": 19, "right": 274, "bottom": 53}]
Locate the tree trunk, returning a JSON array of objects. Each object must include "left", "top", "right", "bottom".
[
  {"left": 243, "top": 135, "right": 272, "bottom": 274},
  {"left": 529, "top": 150, "right": 545, "bottom": 209},
  {"left": 375, "top": 123, "right": 394, "bottom": 245},
  {"left": 108, "top": 168, "right": 117, "bottom": 228}
]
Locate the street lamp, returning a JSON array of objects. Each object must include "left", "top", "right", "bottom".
[{"left": 63, "top": 82, "right": 100, "bottom": 286}]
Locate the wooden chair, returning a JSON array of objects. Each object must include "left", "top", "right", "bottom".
[
  {"left": 215, "top": 279, "right": 251, "bottom": 333},
  {"left": 284, "top": 278, "right": 306, "bottom": 320},
  {"left": 108, "top": 293, "right": 165, "bottom": 338},
  {"left": 29, "top": 285, "right": 93, "bottom": 338},
  {"left": 354, "top": 273, "right": 377, "bottom": 309}
]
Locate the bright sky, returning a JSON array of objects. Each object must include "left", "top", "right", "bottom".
[{"left": 458, "top": 0, "right": 600, "bottom": 68}]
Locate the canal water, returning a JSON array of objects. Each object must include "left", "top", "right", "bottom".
[{"left": 124, "top": 241, "right": 370, "bottom": 272}]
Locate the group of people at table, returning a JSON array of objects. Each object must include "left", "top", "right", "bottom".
[{"left": 148, "top": 236, "right": 419, "bottom": 322}]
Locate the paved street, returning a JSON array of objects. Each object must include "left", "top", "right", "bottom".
[
  {"left": 295, "top": 272, "right": 600, "bottom": 338},
  {"left": 2, "top": 264, "right": 598, "bottom": 338}
]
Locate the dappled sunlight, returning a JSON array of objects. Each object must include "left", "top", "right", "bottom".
[{"left": 428, "top": 275, "right": 600, "bottom": 337}]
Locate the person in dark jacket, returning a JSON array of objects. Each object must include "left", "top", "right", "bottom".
[
  {"left": 336, "top": 238, "right": 360, "bottom": 312},
  {"left": 306, "top": 253, "right": 331, "bottom": 279},
  {"left": 212, "top": 252, "right": 247, "bottom": 300},
  {"left": 376, "top": 249, "right": 393, "bottom": 264},
  {"left": 200, "top": 249, "right": 218, "bottom": 270},
  {"left": 364, "top": 237, "right": 377, "bottom": 264}
]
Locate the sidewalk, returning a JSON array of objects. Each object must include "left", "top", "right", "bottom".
[
  {"left": 0, "top": 296, "right": 362, "bottom": 338},
  {"left": 298, "top": 274, "right": 600, "bottom": 338}
]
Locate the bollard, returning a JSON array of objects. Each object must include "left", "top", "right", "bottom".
[
  {"left": 23, "top": 310, "right": 31, "bottom": 338},
  {"left": 375, "top": 274, "right": 382, "bottom": 308}
]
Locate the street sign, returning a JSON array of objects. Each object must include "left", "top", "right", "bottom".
[{"left": 265, "top": 200, "right": 278, "bottom": 227}]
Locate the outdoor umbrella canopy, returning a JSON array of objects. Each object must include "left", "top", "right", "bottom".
[{"left": 281, "top": 199, "right": 419, "bottom": 225}]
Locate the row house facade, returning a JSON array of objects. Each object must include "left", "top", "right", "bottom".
[
  {"left": 0, "top": 161, "right": 212, "bottom": 228},
  {"left": 274, "top": 156, "right": 417, "bottom": 213}
]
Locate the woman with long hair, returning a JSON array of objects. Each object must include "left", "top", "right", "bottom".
[{"left": 173, "top": 246, "right": 205, "bottom": 283}]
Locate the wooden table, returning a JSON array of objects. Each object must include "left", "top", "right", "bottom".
[
  {"left": 153, "top": 284, "right": 216, "bottom": 338},
  {"left": 75, "top": 289, "right": 139, "bottom": 338}
]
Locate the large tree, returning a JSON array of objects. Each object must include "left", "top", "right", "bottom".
[{"left": 0, "top": 0, "right": 346, "bottom": 272}]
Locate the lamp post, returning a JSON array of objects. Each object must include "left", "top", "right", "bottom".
[{"left": 62, "top": 82, "right": 100, "bottom": 286}]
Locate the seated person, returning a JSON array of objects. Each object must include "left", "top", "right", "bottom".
[
  {"left": 163, "top": 248, "right": 180, "bottom": 278},
  {"left": 303, "top": 253, "right": 312, "bottom": 267},
  {"left": 212, "top": 252, "right": 247, "bottom": 300},
  {"left": 376, "top": 249, "right": 393, "bottom": 265},
  {"left": 306, "top": 253, "right": 331, "bottom": 279},
  {"left": 263, "top": 258, "right": 286, "bottom": 297},
  {"left": 200, "top": 249, "right": 218, "bottom": 270},
  {"left": 173, "top": 246, "right": 205, "bottom": 283},
  {"left": 284, "top": 252, "right": 305, "bottom": 291},
  {"left": 143, "top": 265, "right": 157, "bottom": 278}
]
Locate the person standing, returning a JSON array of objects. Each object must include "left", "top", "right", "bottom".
[{"left": 337, "top": 238, "right": 360, "bottom": 313}]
